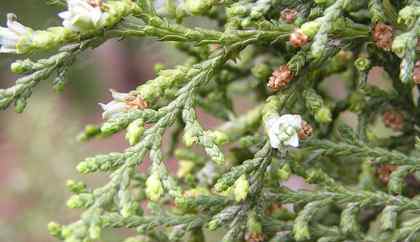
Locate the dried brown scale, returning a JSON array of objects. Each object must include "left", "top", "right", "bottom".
[
  {"left": 88, "top": 0, "right": 102, "bottom": 7},
  {"left": 289, "top": 29, "right": 309, "bottom": 48},
  {"left": 383, "top": 110, "right": 404, "bottom": 131},
  {"left": 125, "top": 96, "right": 149, "bottom": 109},
  {"left": 376, "top": 164, "right": 398, "bottom": 184},
  {"left": 372, "top": 23, "right": 393, "bottom": 51},
  {"left": 298, "top": 121, "right": 313, "bottom": 140},
  {"left": 413, "top": 60, "right": 420, "bottom": 84},
  {"left": 245, "top": 232, "right": 265, "bottom": 242},
  {"left": 280, "top": 8, "right": 298, "bottom": 23},
  {"left": 267, "top": 65, "right": 294, "bottom": 91}
]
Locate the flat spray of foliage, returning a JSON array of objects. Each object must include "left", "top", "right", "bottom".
[{"left": 3, "top": 0, "right": 420, "bottom": 241}]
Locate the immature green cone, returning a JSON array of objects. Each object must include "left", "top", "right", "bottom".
[
  {"left": 177, "top": 160, "right": 195, "bottom": 178},
  {"left": 303, "top": 89, "right": 332, "bottom": 123},
  {"left": 300, "top": 21, "right": 321, "bottom": 39},
  {"left": 392, "top": 32, "right": 413, "bottom": 58},
  {"left": 66, "top": 179, "right": 87, "bottom": 194},
  {"left": 145, "top": 173, "right": 164, "bottom": 202},
  {"left": 89, "top": 224, "right": 102, "bottom": 240},
  {"left": 10, "top": 59, "right": 34, "bottom": 74},
  {"left": 48, "top": 222, "right": 63, "bottom": 238},
  {"left": 277, "top": 164, "right": 292, "bottom": 181},
  {"left": 355, "top": 56, "right": 371, "bottom": 72},
  {"left": 66, "top": 193, "right": 94, "bottom": 208},
  {"left": 184, "top": 0, "right": 218, "bottom": 15},
  {"left": 234, "top": 175, "right": 249, "bottom": 202},
  {"left": 125, "top": 119, "right": 145, "bottom": 145},
  {"left": 251, "top": 63, "right": 272, "bottom": 80},
  {"left": 398, "top": 6, "right": 420, "bottom": 27},
  {"left": 207, "top": 130, "right": 229, "bottom": 145},
  {"left": 183, "top": 129, "right": 199, "bottom": 147}
]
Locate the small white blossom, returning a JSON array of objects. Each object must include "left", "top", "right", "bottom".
[
  {"left": 265, "top": 114, "right": 302, "bottom": 148},
  {"left": 0, "top": 14, "right": 33, "bottom": 53},
  {"left": 58, "top": 0, "right": 108, "bottom": 32},
  {"left": 99, "top": 89, "right": 130, "bottom": 120}
]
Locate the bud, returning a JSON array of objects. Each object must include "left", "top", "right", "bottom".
[
  {"left": 10, "top": 60, "right": 33, "bottom": 74},
  {"left": 154, "top": 63, "right": 165, "bottom": 74},
  {"left": 207, "top": 219, "right": 220, "bottom": 231},
  {"left": 101, "top": 122, "right": 121, "bottom": 136},
  {"left": 300, "top": 21, "right": 320, "bottom": 39},
  {"left": 280, "top": 8, "right": 298, "bottom": 23},
  {"left": 14, "top": 97, "right": 27, "bottom": 113},
  {"left": 207, "top": 130, "right": 229, "bottom": 145},
  {"left": 89, "top": 224, "right": 101, "bottom": 240},
  {"left": 66, "top": 179, "right": 87, "bottom": 194},
  {"left": 298, "top": 120, "right": 313, "bottom": 140},
  {"left": 294, "top": 224, "right": 310, "bottom": 241},
  {"left": 372, "top": 23, "right": 393, "bottom": 51},
  {"left": 289, "top": 28, "right": 309, "bottom": 48},
  {"left": 76, "top": 161, "right": 90, "bottom": 174},
  {"left": 398, "top": 6, "right": 420, "bottom": 27},
  {"left": 76, "top": 158, "right": 99, "bottom": 174},
  {"left": 392, "top": 32, "right": 411, "bottom": 58},
  {"left": 354, "top": 56, "right": 371, "bottom": 72},
  {"left": 234, "top": 175, "right": 249, "bottom": 202},
  {"left": 267, "top": 65, "right": 294, "bottom": 91},
  {"left": 348, "top": 92, "right": 365, "bottom": 112},
  {"left": 66, "top": 193, "right": 94, "bottom": 208},
  {"left": 177, "top": 160, "right": 195, "bottom": 178},
  {"left": 183, "top": 129, "right": 199, "bottom": 147},
  {"left": 121, "top": 201, "right": 139, "bottom": 218},
  {"left": 383, "top": 111, "right": 404, "bottom": 131},
  {"left": 48, "top": 222, "right": 62, "bottom": 238},
  {"left": 226, "top": 5, "right": 248, "bottom": 17},
  {"left": 125, "top": 119, "right": 145, "bottom": 145},
  {"left": 251, "top": 63, "right": 272, "bottom": 80},
  {"left": 184, "top": 0, "right": 218, "bottom": 15},
  {"left": 277, "top": 164, "right": 292, "bottom": 181},
  {"left": 60, "top": 226, "right": 72, "bottom": 239},
  {"left": 145, "top": 173, "right": 164, "bottom": 202},
  {"left": 315, "top": 107, "right": 332, "bottom": 124}
]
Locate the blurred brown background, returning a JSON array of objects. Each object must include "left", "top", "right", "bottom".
[{"left": 0, "top": 1, "right": 181, "bottom": 241}]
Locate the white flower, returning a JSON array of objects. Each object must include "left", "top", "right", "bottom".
[
  {"left": 99, "top": 89, "right": 130, "bottom": 120},
  {"left": 265, "top": 114, "right": 303, "bottom": 148},
  {"left": 0, "top": 13, "right": 33, "bottom": 53},
  {"left": 58, "top": 0, "right": 108, "bottom": 32}
]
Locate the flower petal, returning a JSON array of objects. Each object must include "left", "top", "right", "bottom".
[
  {"left": 110, "top": 89, "right": 129, "bottom": 101},
  {"left": 286, "top": 134, "right": 300, "bottom": 147}
]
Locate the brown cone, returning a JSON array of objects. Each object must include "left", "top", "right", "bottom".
[
  {"left": 267, "top": 65, "right": 294, "bottom": 91},
  {"left": 372, "top": 23, "right": 393, "bottom": 51}
]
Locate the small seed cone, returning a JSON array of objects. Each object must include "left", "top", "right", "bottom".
[
  {"left": 289, "top": 28, "right": 309, "bottom": 48},
  {"left": 298, "top": 121, "right": 313, "bottom": 140},
  {"left": 383, "top": 110, "right": 404, "bottom": 131},
  {"left": 267, "top": 65, "right": 293, "bottom": 91},
  {"left": 281, "top": 8, "right": 298, "bottom": 23},
  {"left": 376, "top": 164, "right": 397, "bottom": 184},
  {"left": 372, "top": 23, "right": 393, "bottom": 51}
]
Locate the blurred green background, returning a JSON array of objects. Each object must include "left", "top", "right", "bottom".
[{"left": 0, "top": 1, "right": 179, "bottom": 241}]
